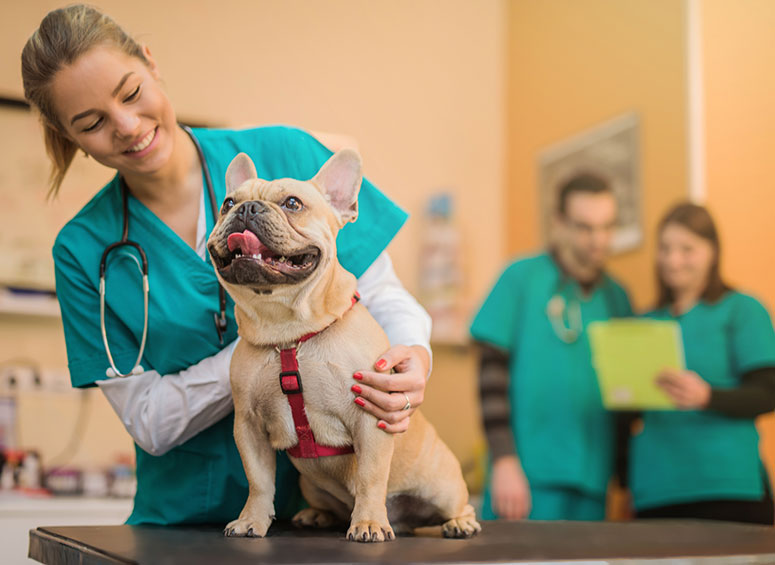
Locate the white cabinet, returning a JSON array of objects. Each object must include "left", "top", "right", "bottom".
[{"left": 0, "top": 493, "right": 131, "bottom": 564}]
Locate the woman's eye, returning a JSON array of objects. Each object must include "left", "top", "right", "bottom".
[
  {"left": 221, "top": 197, "right": 235, "bottom": 215},
  {"left": 83, "top": 117, "right": 103, "bottom": 132},
  {"left": 124, "top": 85, "right": 141, "bottom": 102},
  {"left": 282, "top": 196, "right": 303, "bottom": 212}
]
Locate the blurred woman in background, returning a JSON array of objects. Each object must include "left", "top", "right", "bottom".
[{"left": 629, "top": 202, "right": 775, "bottom": 524}]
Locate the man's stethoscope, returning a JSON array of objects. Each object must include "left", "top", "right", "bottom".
[
  {"left": 546, "top": 292, "right": 583, "bottom": 344},
  {"left": 99, "top": 125, "right": 228, "bottom": 378},
  {"left": 545, "top": 274, "right": 620, "bottom": 344}
]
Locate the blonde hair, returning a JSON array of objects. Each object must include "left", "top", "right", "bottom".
[{"left": 21, "top": 4, "right": 147, "bottom": 197}]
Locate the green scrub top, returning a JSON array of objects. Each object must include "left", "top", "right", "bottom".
[
  {"left": 631, "top": 292, "right": 775, "bottom": 511},
  {"left": 53, "top": 126, "right": 408, "bottom": 525},
  {"left": 470, "top": 253, "right": 632, "bottom": 510}
]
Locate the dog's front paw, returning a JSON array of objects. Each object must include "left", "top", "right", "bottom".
[
  {"left": 223, "top": 515, "right": 273, "bottom": 538},
  {"left": 292, "top": 508, "right": 338, "bottom": 529},
  {"left": 441, "top": 514, "right": 481, "bottom": 539},
  {"left": 346, "top": 520, "right": 395, "bottom": 543}
]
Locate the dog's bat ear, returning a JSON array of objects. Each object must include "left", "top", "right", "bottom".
[
  {"left": 313, "top": 149, "right": 362, "bottom": 225},
  {"left": 225, "top": 153, "right": 258, "bottom": 194}
]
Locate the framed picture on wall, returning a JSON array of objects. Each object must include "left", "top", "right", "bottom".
[{"left": 537, "top": 112, "right": 642, "bottom": 254}]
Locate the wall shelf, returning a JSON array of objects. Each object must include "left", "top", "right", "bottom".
[{"left": 0, "top": 289, "right": 60, "bottom": 318}]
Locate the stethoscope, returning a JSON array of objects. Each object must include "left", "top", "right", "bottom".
[
  {"left": 545, "top": 273, "right": 616, "bottom": 344},
  {"left": 546, "top": 290, "right": 583, "bottom": 344},
  {"left": 99, "top": 125, "right": 228, "bottom": 378}
]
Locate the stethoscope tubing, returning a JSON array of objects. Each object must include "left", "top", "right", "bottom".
[{"left": 99, "top": 124, "right": 226, "bottom": 378}]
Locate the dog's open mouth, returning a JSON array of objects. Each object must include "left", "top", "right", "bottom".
[{"left": 215, "top": 229, "right": 320, "bottom": 278}]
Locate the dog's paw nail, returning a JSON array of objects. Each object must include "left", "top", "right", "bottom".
[
  {"left": 347, "top": 533, "right": 355, "bottom": 541},
  {"left": 247, "top": 528, "right": 254, "bottom": 537},
  {"left": 361, "top": 531, "right": 369, "bottom": 542}
]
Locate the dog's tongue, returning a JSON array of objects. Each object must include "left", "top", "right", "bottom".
[{"left": 227, "top": 230, "right": 261, "bottom": 255}]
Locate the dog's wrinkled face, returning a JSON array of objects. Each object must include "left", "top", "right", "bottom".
[{"left": 207, "top": 150, "right": 362, "bottom": 293}]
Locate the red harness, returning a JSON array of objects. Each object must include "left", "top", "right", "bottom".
[{"left": 278, "top": 294, "right": 359, "bottom": 459}]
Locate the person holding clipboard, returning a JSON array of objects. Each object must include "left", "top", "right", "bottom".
[
  {"left": 627, "top": 203, "right": 775, "bottom": 524},
  {"left": 470, "top": 173, "right": 632, "bottom": 521}
]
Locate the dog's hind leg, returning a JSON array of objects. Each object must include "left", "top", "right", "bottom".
[
  {"left": 440, "top": 503, "right": 480, "bottom": 539},
  {"left": 292, "top": 475, "right": 350, "bottom": 529},
  {"left": 416, "top": 442, "right": 481, "bottom": 538}
]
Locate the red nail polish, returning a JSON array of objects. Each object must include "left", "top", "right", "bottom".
[
  {"left": 351, "top": 385, "right": 362, "bottom": 394},
  {"left": 375, "top": 359, "right": 387, "bottom": 370},
  {"left": 354, "top": 397, "right": 365, "bottom": 407},
  {"left": 353, "top": 372, "right": 363, "bottom": 380},
  {"left": 378, "top": 422, "right": 387, "bottom": 430}
]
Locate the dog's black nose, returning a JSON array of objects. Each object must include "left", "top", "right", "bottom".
[{"left": 238, "top": 200, "right": 265, "bottom": 219}]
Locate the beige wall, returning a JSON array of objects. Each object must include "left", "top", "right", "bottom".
[
  {"left": 1, "top": 0, "right": 506, "bottom": 304},
  {"left": 703, "top": 0, "right": 775, "bottom": 318},
  {"left": 702, "top": 0, "right": 775, "bottom": 487},
  {"left": 1, "top": 1, "right": 505, "bottom": 473},
  {"left": 505, "top": 0, "right": 689, "bottom": 311}
]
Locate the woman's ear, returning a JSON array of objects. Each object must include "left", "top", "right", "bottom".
[
  {"left": 142, "top": 45, "right": 160, "bottom": 79},
  {"left": 47, "top": 119, "right": 74, "bottom": 143}
]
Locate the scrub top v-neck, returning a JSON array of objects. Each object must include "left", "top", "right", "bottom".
[{"left": 53, "top": 125, "right": 408, "bottom": 525}]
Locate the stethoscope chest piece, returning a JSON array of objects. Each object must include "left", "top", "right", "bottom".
[{"left": 546, "top": 292, "right": 582, "bottom": 343}]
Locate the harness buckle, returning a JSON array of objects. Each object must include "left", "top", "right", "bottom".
[{"left": 280, "top": 370, "right": 302, "bottom": 394}]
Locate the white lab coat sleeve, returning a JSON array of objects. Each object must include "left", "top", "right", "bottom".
[
  {"left": 356, "top": 252, "right": 433, "bottom": 374},
  {"left": 97, "top": 338, "right": 238, "bottom": 456}
]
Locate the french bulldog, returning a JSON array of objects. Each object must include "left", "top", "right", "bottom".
[{"left": 207, "top": 149, "right": 480, "bottom": 542}]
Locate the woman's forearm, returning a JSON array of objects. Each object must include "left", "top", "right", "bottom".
[
  {"left": 708, "top": 367, "right": 775, "bottom": 418},
  {"left": 357, "top": 252, "right": 433, "bottom": 369},
  {"left": 97, "top": 339, "right": 238, "bottom": 455}
]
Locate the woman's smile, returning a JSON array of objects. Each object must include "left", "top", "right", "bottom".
[{"left": 123, "top": 126, "right": 159, "bottom": 157}]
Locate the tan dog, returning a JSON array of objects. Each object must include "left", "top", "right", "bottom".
[{"left": 207, "top": 149, "right": 480, "bottom": 542}]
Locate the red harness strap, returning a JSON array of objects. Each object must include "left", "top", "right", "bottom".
[{"left": 278, "top": 294, "right": 359, "bottom": 459}]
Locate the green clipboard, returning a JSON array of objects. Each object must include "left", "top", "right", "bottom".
[{"left": 588, "top": 319, "right": 684, "bottom": 410}]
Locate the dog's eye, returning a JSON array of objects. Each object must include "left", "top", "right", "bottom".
[
  {"left": 282, "top": 196, "right": 304, "bottom": 212},
  {"left": 221, "top": 197, "right": 235, "bottom": 215}
]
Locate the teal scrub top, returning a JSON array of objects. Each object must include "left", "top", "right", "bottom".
[
  {"left": 470, "top": 253, "right": 632, "bottom": 501},
  {"left": 631, "top": 292, "right": 775, "bottom": 511},
  {"left": 53, "top": 126, "right": 408, "bottom": 525}
]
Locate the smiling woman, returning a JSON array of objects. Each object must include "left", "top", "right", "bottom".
[
  {"left": 20, "top": 3, "right": 433, "bottom": 528},
  {"left": 628, "top": 202, "right": 775, "bottom": 525}
]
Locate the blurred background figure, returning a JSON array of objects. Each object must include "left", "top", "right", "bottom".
[
  {"left": 627, "top": 203, "right": 775, "bottom": 524},
  {"left": 470, "top": 174, "right": 632, "bottom": 520}
]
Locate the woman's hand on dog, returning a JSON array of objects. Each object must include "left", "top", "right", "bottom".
[{"left": 351, "top": 344, "right": 430, "bottom": 433}]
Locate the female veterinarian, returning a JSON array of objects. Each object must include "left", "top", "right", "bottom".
[
  {"left": 629, "top": 203, "right": 775, "bottom": 524},
  {"left": 22, "top": 5, "right": 432, "bottom": 525}
]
